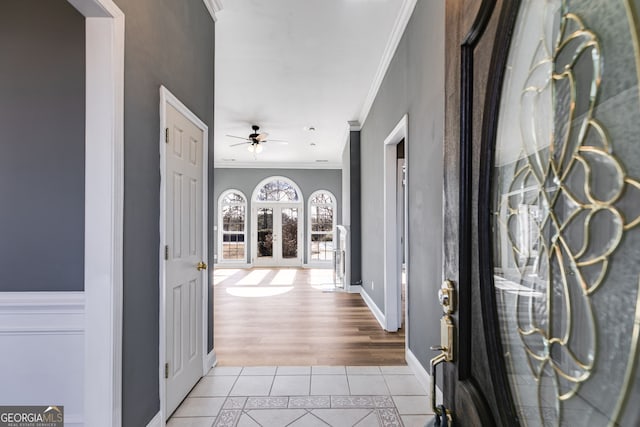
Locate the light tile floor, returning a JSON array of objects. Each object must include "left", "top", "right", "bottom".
[{"left": 169, "top": 366, "right": 433, "bottom": 427}]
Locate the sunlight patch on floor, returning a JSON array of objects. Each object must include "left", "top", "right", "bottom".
[
  {"left": 269, "top": 268, "right": 297, "bottom": 286},
  {"left": 226, "top": 286, "right": 294, "bottom": 298},
  {"left": 309, "top": 268, "right": 334, "bottom": 285},
  {"left": 213, "top": 269, "right": 241, "bottom": 286},
  {"left": 235, "top": 269, "right": 271, "bottom": 286}
]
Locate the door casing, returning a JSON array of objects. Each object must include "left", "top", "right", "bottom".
[{"left": 383, "top": 115, "right": 409, "bottom": 333}]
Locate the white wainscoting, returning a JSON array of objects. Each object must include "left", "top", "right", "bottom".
[{"left": 0, "top": 292, "right": 85, "bottom": 426}]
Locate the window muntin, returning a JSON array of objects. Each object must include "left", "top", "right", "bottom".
[
  {"left": 219, "top": 190, "right": 247, "bottom": 261},
  {"left": 309, "top": 191, "right": 335, "bottom": 262},
  {"left": 256, "top": 179, "right": 299, "bottom": 202}
]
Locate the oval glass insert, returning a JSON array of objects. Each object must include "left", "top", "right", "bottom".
[{"left": 491, "top": 0, "right": 640, "bottom": 425}]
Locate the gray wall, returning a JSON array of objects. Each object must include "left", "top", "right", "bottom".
[
  {"left": 0, "top": 0, "right": 85, "bottom": 292},
  {"left": 112, "top": 1, "right": 215, "bottom": 425},
  {"left": 360, "top": 0, "right": 445, "bottom": 368},
  {"left": 213, "top": 168, "right": 342, "bottom": 264}
]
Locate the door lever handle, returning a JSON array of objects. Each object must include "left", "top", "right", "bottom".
[{"left": 430, "top": 349, "right": 448, "bottom": 419}]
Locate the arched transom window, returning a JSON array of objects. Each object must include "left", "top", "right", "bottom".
[
  {"left": 218, "top": 190, "right": 247, "bottom": 261},
  {"left": 309, "top": 190, "right": 336, "bottom": 262},
  {"left": 255, "top": 178, "right": 300, "bottom": 202}
]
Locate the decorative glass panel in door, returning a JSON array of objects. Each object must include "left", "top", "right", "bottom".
[
  {"left": 281, "top": 208, "right": 298, "bottom": 259},
  {"left": 257, "top": 207, "right": 273, "bottom": 259},
  {"left": 492, "top": 1, "right": 640, "bottom": 425}
]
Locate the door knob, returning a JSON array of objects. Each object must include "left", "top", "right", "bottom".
[{"left": 197, "top": 261, "right": 208, "bottom": 271}]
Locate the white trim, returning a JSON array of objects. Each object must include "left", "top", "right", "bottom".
[
  {"left": 348, "top": 120, "right": 362, "bottom": 132},
  {"left": 358, "top": 0, "right": 418, "bottom": 126},
  {"left": 359, "top": 287, "right": 386, "bottom": 330},
  {"left": 0, "top": 292, "right": 84, "bottom": 334},
  {"left": 202, "top": 0, "right": 223, "bottom": 21},
  {"left": 159, "top": 86, "right": 210, "bottom": 423},
  {"left": 217, "top": 189, "right": 248, "bottom": 264},
  {"left": 0, "top": 292, "right": 86, "bottom": 425},
  {"left": 348, "top": 284, "right": 362, "bottom": 294},
  {"left": 406, "top": 348, "right": 430, "bottom": 394},
  {"left": 65, "top": 1, "right": 126, "bottom": 426},
  {"left": 206, "top": 350, "right": 218, "bottom": 371},
  {"left": 382, "top": 115, "right": 408, "bottom": 332},
  {"left": 307, "top": 190, "right": 337, "bottom": 266},
  {"left": 214, "top": 161, "right": 342, "bottom": 169},
  {"left": 146, "top": 412, "right": 162, "bottom": 427}
]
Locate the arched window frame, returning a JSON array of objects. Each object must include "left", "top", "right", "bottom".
[
  {"left": 218, "top": 189, "right": 248, "bottom": 263},
  {"left": 251, "top": 176, "right": 303, "bottom": 203},
  {"left": 308, "top": 190, "right": 336, "bottom": 264}
]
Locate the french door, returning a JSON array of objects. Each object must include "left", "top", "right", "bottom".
[
  {"left": 438, "top": 0, "right": 640, "bottom": 425},
  {"left": 253, "top": 204, "right": 302, "bottom": 266}
]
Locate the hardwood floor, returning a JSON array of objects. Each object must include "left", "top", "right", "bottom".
[{"left": 213, "top": 267, "right": 406, "bottom": 366}]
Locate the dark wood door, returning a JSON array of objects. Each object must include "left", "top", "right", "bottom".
[{"left": 442, "top": 0, "right": 640, "bottom": 425}]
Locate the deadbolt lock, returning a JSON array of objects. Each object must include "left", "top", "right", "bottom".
[{"left": 438, "top": 280, "right": 455, "bottom": 314}]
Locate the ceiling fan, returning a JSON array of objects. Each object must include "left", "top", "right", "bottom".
[{"left": 226, "top": 125, "right": 287, "bottom": 153}]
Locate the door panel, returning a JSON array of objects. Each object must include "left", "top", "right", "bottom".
[
  {"left": 489, "top": 1, "right": 640, "bottom": 425},
  {"left": 254, "top": 205, "right": 302, "bottom": 266},
  {"left": 444, "top": 0, "right": 640, "bottom": 425},
  {"left": 165, "top": 103, "right": 204, "bottom": 417}
]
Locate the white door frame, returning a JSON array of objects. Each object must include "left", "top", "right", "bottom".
[
  {"left": 64, "top": 0, "right": 125, "bottom": 425},
  {"left": 159, "top": 86, "right": 210, "bottom": 422},
  {"left": 383, "top": 114, "right": 409, "bottom": 333}
]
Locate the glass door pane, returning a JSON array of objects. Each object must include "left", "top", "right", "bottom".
[
  {"left": 281, "top": 208, "right": 298, "bottom": 259},
  {"left": 491, "top": 1, "right": 640, "bottom": 425},
  {"left": 256, "top": 207, "right": 273, "bottom": 258}
]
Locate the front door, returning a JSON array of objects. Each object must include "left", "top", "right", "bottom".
[
  {"left": 164, "top": 101, "right": 206, "bottom": 417},
  {"left": 440, "top": 0, "right": 640, "bottom": 425},
  {"left": 253, "top": 204, "right": 301, "bottom": 266}
]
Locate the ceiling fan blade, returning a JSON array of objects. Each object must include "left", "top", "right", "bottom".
[
  {"left": 229, "top": 142, "right": 248, "bottom": 147},
  {"left": 226, "top": 134, "right": 250, "bottom": 141},
  {"left": 266, "top": 139, "right": 288, "bottom": 144},
  {"left": 257, "top": 132, "right": 269, "bottom": 141}
]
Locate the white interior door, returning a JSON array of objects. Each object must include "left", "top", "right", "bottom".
[
  {"left": 254, "top": 204, "right": 301, "bottom": 266},
  {"left": 165, "top": 103, "right": 204, "bottom": 417}
]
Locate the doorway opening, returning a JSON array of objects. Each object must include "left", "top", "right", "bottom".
[{"left": 383, "top": 115, "right": 409, "bottom": 333}]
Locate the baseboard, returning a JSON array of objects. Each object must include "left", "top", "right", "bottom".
[
  {"left": 146, "top": 411, "right": 162, "bottom": 427},
  {"left": 347, "top": 284, "right": 361, "bottom": 294},
  {"left": 0, "top": 292, "right": 85, "bottom": 422},
  {"left": 406, "top": 348, "right": 442, "bottom": 404},
  {"left": 359, "top": 287, "right": 386, "bottom": 330},
  {"left": 206, "top": 350, "right": 217, "bottom": 372}
]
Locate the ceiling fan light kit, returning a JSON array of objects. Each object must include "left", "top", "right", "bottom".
[
  {"left": 247, "top": 143, "right": 263, "bottom": 153},
  {"left": 226, "top": 124, "right": 287, "bottom": 156}
]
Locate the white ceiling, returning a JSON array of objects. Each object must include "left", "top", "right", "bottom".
[{"left": 214, "top": 0, "right": 406, "bottom": 168}]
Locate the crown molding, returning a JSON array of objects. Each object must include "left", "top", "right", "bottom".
[
  {"left": 203, "top": 0, "right": 223, "bottom": 22},
  {"left": 214, "top": 161, "right": 342, "bottom": 170},
  {"left": 348, "top": 120, "right": 362, "bottom": 131},
  {"left": 358, "top": 0, "right": 418, "bottom": 126}
]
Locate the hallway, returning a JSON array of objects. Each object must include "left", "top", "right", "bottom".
[{"left": 213, "top": 268, "right": 406, "bottom": 366}]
